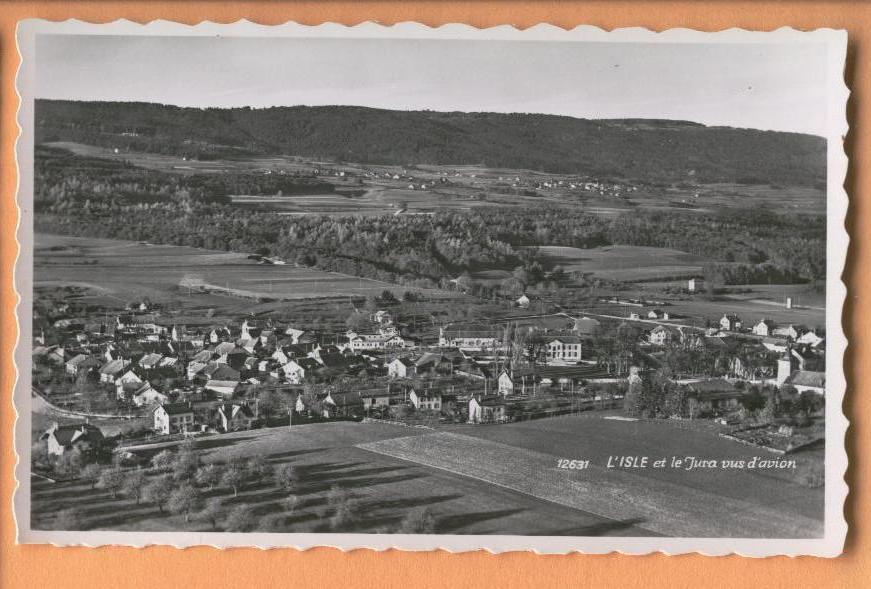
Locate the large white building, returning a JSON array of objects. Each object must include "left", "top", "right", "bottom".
[
  {"left": 439, "top": 323, "right": 505, "bottom": 351},
  {"left": 543, "top": 336, "right": 583, "bottom": 364}
]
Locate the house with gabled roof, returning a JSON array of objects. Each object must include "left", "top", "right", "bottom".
[
  {"left": 65, "top": 353, "right": 101, "bottom": 376},
  {"left": 153, "top": 402, "right": 196, "bottom": 434},
  {"left": 388, "top": 357, "right": 415, "bottom": 379},
  {"left": 43, "top": 422, "right": 104, "bottom": 456},
  {"left": 217, "top": 403, "right": 256, "bottom": 432},
  {"left": 99, "top": 358, "right": 131, "bottom": 383}
]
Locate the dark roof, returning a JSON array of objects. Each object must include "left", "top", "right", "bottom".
[
  {"left": 686, "top": 379, "right": 741, "bottom": 394},
  {"left": 49, "top": 423, "right": 104, "bottom": 447},
  {"left": 158, "top": 402, "right": 194, "bottom": 415}
]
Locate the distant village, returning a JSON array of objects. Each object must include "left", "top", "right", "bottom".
[{"left": 34, "top": 278, "right": 826, "bottom": 461}]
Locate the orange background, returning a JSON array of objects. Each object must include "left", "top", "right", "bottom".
[{"left": 0, "top": 2, "right": 866, "bottom": 588}]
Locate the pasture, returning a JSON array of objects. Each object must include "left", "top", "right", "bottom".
[{"left": 34, "top": 234, "right": 455, "bottom": 307}]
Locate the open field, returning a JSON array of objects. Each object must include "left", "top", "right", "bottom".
[
  {"left": 361, "top": 426, "right": 821, "bottom": 538},
  {"left": 35, "top": 233, "right": 456, "bottom": 306},
  {"left": 45, "top": 141, "right": 825, "bottom": 216},
  {"left": 572, "top": 284, "right": 826, "bottom": 329},
  {"left": 32, "top": 422, "right": 647, "bottom": 536},
  {"left": 530, "top": 245, "right": 706, "bottom": 282},
  {"left": 31, "top": 418, "right": 822, "bottom": 536}
]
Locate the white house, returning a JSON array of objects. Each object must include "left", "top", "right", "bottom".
[
  {"left": 648, "top": 325, "right": 676, "bottom": 347},
  {"left": 132, "top": 384, "right": 168, "bottom": 407},
  {"left": 543, "top": 336, "right": 583, "bottom": 364},
  {"left": 409, "top": 387, "right": 442, "bottom": 411},
  {"left": 719, "top": 314, "right": 742, "bottom": 332},
  {"left": 387, "top": 357, "right": 415, "bottom": 379},
  {"left": 43, "top": 422, "right": 104, "bottom": 456},
  {"left": 153, "top": 402, "right": 195, "bottom": 435},
  {"left": 217, "top": 403, "right": 256, "bottom": 432},
  {"left": 516, "top": 294, "right": 531, "bottom": 309},
  {"left": 752, "top": 319, "right": 776, "bottom": 337}
]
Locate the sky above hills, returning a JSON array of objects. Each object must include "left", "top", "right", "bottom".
[{"left": 35, "top": 34, "right": 829, "bottom": 136}]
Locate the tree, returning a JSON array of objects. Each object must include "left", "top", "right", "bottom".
[
  {"left": 53, "top": 507, "right": 83, "bottom": 531},
  {"left": 380, "top": 289, "right": 397, "bottom": 304},
  {"left": 144, "top": 475, "right": 174, "bottom": 513},
  {"left": 258, "top": 388, "right": 283, "bottom": 421},
  {"left": 96, "top": 466, "right": 125, "bottom": 499},
  {"left": 284, "top": 493, "right": 299, "bottom": 516},
  {"left": 195, "top": 463, "right": 223, "bottom": 491},
  {"left": 246, "top": 456, "right": 274, "bottom": 485},
  {"left": 198, "top": 497, "right": 223, "bottom": 531},
  {"left": 325, "top": 485, "right": 358, "bottom": 531},
  {"left": 220, "top": 461, "right": 247, "bottom": 497},
  {"left": 122, "top": 469, "right": 147, "bottom": 504},
  {"left": 150, "top": 449, "right": 174, "bottom": 472},
  {"left": 168, "top": 483, "right": 202, "bottom": 523},
  {"left": 275, "top": 463, "right": 296, "bottom": 491},
  {"left": 397, "top": 507, "right": 436, "bottom": 534},
  {"left": 345, "top": 311, "right": 369, "bottom": 332},
  {"left": 80, "top": 463, "right": 103, "bottom": 490},
  {"left": 171, "top": 442, "right": 200, "bottom": 482},
  {"left": 224, "top": 505, "right": 255, "bottom": 533}
]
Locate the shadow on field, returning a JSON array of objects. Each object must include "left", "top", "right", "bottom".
[
  {"left": 362, "top": 494, "right": 463, "bottom": 512},
  {"left": 193, "top": 436, "right": 258, "bottom": 450},
  {"left": 541, "top": 517, "right": 651, "bottom": 537},
  {"left": 266, "top": 448, "right": 330, "bottom": 461},
  {"left": 437, "top": 508, "right": 525, "bottom": 532}
]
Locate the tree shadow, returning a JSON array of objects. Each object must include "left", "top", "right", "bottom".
[
  {"left": 267, "top": 448, "right": 330, "bottom": 461},
  {"left": 537, "top": 517, "right": 654, "bottom": 537},
  {"left": 437, "top": 508, "right": 526, "bottom": 533},
  {"left": 193, "top": 435, "right": 259, "bottom": 450}
]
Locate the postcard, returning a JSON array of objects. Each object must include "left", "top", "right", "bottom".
[{"left": 14, "top": 19, "right": 849, "bottom": 556}]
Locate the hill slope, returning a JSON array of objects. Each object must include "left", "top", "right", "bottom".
[{"left": 35, "top": 99, "right": 826, "bottom": 186}]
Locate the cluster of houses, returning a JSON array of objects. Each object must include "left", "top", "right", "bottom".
[{"left": 34, "top": 292, "right": 828, "bottom": 453}]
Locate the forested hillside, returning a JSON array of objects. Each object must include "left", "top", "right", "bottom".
[{"left": 36, "top": 100, "right": 826, "bottom": 187}]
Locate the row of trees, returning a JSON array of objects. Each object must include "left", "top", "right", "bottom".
[{"left": 50, "top": 440, "right": 438, "bottom": 534}]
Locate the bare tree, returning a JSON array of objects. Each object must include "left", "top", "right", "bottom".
[
  {"left": 224, "top": 504, "right": 255, "bottom": 533},
  {"left": 398, "top": 507, "right": 436, "bottom": 534},
  {"left": 150, "top": 449, "right": 174, "bottom": 473},
  {"left": 96, "top": 466, "right": 125, "bottom": 499},
  {"left": 275, "top": 463, "right": 295, "bottom": 491},
  {"left": 80, "top": 463, "right": 103, "bottom": 490},
  {"left": 198, "top": 497, "right": 223, "bottom": 531},
  {"left": 325, "top": 485, "right": 358, "bottom": 531},
  {"left": 246, "top": 456, "right": 274, "bottom": 485},
  {"left": 168, "top": 483, "right": 203, "bottom": 523},
  {"left": 122, "top": 469, "right": 147, "bottom": 504},
  {"left": 144, "top": 475, "right": 174, "bottom": 513},
  {"left": 195, "top": 463, "right": 223, "bottom": 491},
  {"left": 53, "top": 507, "right": 83, "bottom": 531},
  {"left": 220, "top": 461, "right": 246, "bottom": 497}
]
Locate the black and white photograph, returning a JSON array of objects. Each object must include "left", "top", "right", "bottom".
[{"left": 14, "top": 21, "right": 848, "bottom": 555}]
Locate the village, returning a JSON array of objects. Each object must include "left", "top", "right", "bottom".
[{"left": 33, "top": 274, "right": 827, "bottom": 470}]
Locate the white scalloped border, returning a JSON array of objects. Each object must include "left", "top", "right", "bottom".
[{"left": 11, "top": 18, "right": 851, "bottom": 557}]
